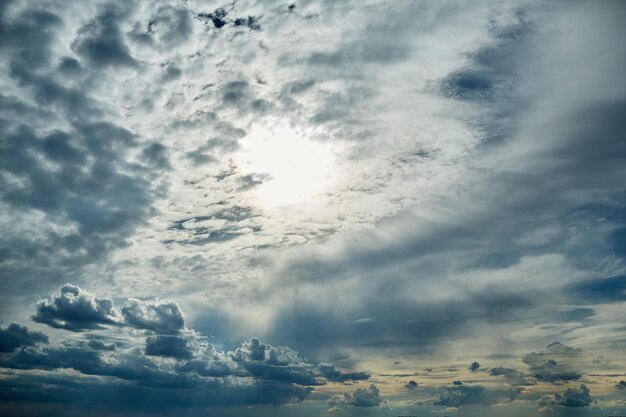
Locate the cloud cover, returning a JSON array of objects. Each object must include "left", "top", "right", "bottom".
[
  {"left": 1, "top": 0, "right": 625, "bottom": 416},
  {"left": 0, "top": 284, "right": 370, "bottom": 414}
]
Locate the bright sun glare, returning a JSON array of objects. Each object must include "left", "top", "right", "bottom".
[{"left": 235, "top": 124, "right": 336, "bottom": 207}]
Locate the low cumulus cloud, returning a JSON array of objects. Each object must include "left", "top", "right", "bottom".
[
  {"left": 433, "top": 384, "right": 521, "bottom": 408},
  {"left": 0, "top": 284, "right": 375, "bottom": 413},
  {"left": 523, "top": 342, "right": 583, "bottom": 382},
  {"left": 31, "top": 284, "right": 189, "bottom": 334},
  {"left": 318, "top": 363, "right": 370, "bottom": 383},
  {"left": 0, "top": 323, "right": 48, "bottom": 352},
  {"left": 405, "top": 380, "right": 418, "bottom": 389},
  {"left": 537, "top": 384, "right": 595, "bottom": 411},
  {"left": 489, "top": 366, "right": 517, "bottom": 376},
  {"left": 122, "top": 298, "right": 185, "bottom": 334},
  {"left": 328, "top": 384, "right": 385, "bottom": 409},
  {"left": 33, "top": 284, "right": 121, "bottom": 331},
  {"left": 229, "top": 338, "right": 321, "bottom": 386}
]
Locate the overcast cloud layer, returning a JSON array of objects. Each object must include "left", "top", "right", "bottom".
[{"left": 1, "top": 0, "right": 626, "bottom": 416}]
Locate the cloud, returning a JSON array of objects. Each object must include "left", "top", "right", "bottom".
[
  {"left": 33, "top": 284, "right": 121, "bottom": 331},
  {"left": 468, "top": 361, "right": 480, "bottom": 372},
  {"left": 236, "top": 173, "right": 270, "bottom": 191},
  {"left": 176, "top": 342, "right": 236, "bottom": 377},
  {"left": 405, "top": 380, "right": 418, "bottom": 389},
  {"left": 122, "top": 298, "right": 185, "bottom": 334},
  {"left": 87, "top": 339, "right": 116, "bottom": 351},
  {"left": 72, "top": 4, "right": 138, "bottom": 68},
  {"left": 523, "top": 342, "right": 583, "bottom": 382},
  {"left": 0, "top": 333, "right": 318, "bottom": 407},
  {"left": 0, "top": 323, "right": 48, "bottom": 352},
  {"left": 0, "top": 6, "right": 62, "bottom": 70},
  {"left": 1, "top": 0, "right": 626, "bottom": 415},
  {"left": 537, "top": 384, "right": 595, "bottom": 409},
  {"left": 565, "top": 275, "right": 626, "bottom": 304},
  {"left": 433, "top": 384, "right": 521, "bottom": 407},
  {"left": 143, "top": 5, "right": 193, "bottom": 47},
  {"left": 229, "top": 338, "right": 321, "bottom": 386},
  {"left": 318, "top": 363, "right": 370, "bottom": 383},
  {"left": 489, "top": 367, "right": 516, "bottom": 376},
  {"left": 542, "top": 342, "right": 583, "bottom": 356},
  {"left": 145, "top": 335, "right": 192, "bottom": 359},
  {"left": 328, "top": 384, "right": 385, "bottom": 408},
  {"left": 0, "top": 286, "right": 347, "bottom": 413},
  {"left": 197, "top": 6, "right": 261, "bottom": 32}
]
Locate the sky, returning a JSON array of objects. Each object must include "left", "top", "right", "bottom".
[{"left": 0, "top": 0, "right": 625, "bottom": 416}]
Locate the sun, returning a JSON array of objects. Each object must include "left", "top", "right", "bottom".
[{"left": 235, "top": 124, "right": 336, "bottom": 207}]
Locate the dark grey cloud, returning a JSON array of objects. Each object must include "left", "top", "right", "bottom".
[
  {"left": 87, "top": 339, "right": 116, "bottom": 351},
  {"left": 33, "top": 284, "right": 120, "bottom": 331},
  {"left": 537, "top": 384, "right": 595, "bottom": 409},
  {"left": 0, "top": 6, "right": 62, "bottom": 70},
  {"left": 0, "top": 335, "right": 315, "bottom": 409},
  {"left": 318, "top": 363, "right": 369, "bottom": 383},
  {"left": 8, "top": 65, "right": 100, "bottom": 118},
  {"left": 0, "top": 6, "right": 100, "bottom": 120},
  {"left": 405, "top": 380, "right": 418, "bottom": 389},
  {"left": 57, "top": 56, "right": 82, "bottom": 75},
  {"left": 216, "top": 80, "right": 272, "bottom": 116},
  {"left": 608, "top": 226, "right": 626, "bottom": 258},
  {"left": 489, "top": 366, "right": 517, "bottom": 377},
  {"left": 185, "top": 150, "right": 217, "bottom": 166},
  {"left": 145, "top": 335, "right": 192, "bottom": 359},
  {"left": 0, "top": 371, "right": 311, "bottom": 414},
  {"left": 469, "top": 361, "right": 480, "bottom": 372},
  {"left": 229, "top": 338, "right": 321, "bottom": 386},
  {"left": 165, "top": 204, "right": 261, "bottom": 246},
  {"left": 261, "top": 44, "right": 626, "bottom": 355},
  {"left": 169, "top": 206, "right": 256, "bottom": 231},
  {"left": 523, "top": 342, "right": 582, "bottom": 383},
  {"left": 433, "top": 384, "right": 521, "bottom": 407},
  {"left": 234, "top": 16, "right": 260, "bottom": 31},
  {"left": 565, "top": 275, "right": 626, "bottom": 304},
  {"left": 72, "top": 4, "right": 138, "bottom": 68},
  {"left": 0, "top": 286, "right": 354, "bottom": 414},
  {"left": 141, "top": 142, "right": 171, "bottom": 169},
  {"left": 198, "top": 7, "right": 228, "bottom": 29},
  {"left": 122, "top": 298, "right": 185, "bottom": 334},
  {"left": 0, "top": 323, "right": 48, "bottom": 352},
  {"left": 236, "top": 173, "right": 270, "bottom": 191},
  {"left": 266, "top": 287, "right": 534, "bottom": 358},
  {"left": 0, "top": 91, "right": 165, "bottom": 310},
  {"left": 197, "top": 6, "right": 261, "bottom": 31}
]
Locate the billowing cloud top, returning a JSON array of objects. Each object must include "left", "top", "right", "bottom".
[{"left": 33, "top": 284, "right": 120, "bottom": 331}]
